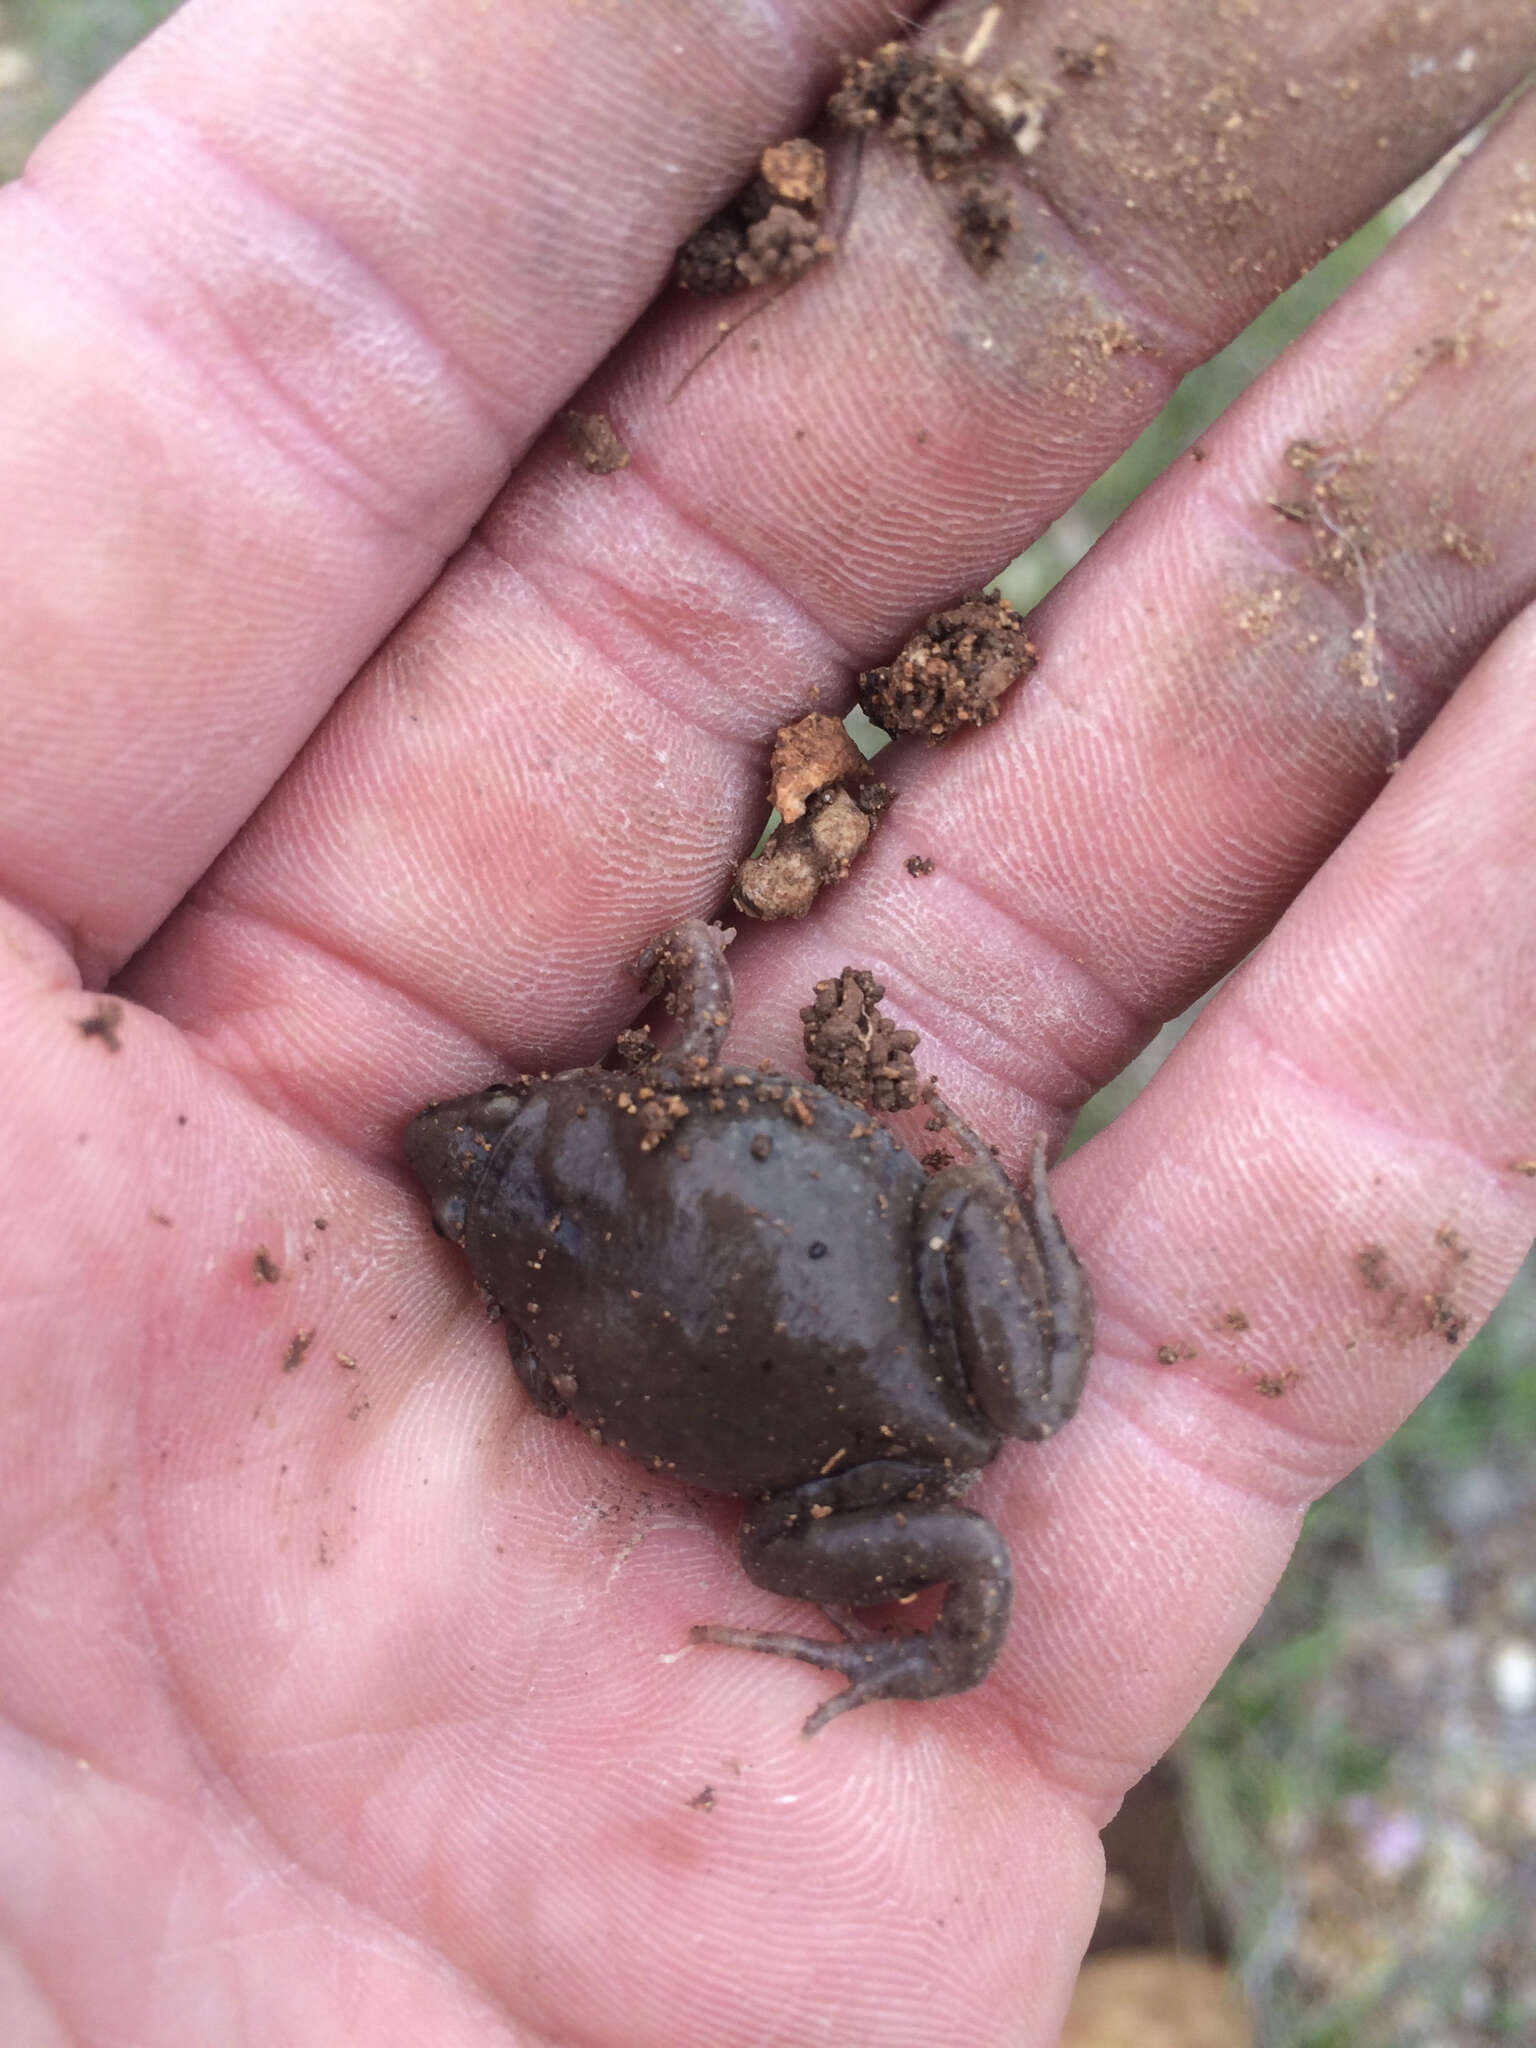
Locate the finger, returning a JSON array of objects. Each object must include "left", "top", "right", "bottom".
[
  {"left": 127, "top": 46, "right": 1536, "bottom": 1162},
  {"left": 989, "top": 598, "right": 1536, "bottom": 1795},
  {"left": 0, "top": 0, "right": 900, "bottom": 980}
]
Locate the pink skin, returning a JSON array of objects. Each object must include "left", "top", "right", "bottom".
[{"left": 3, "top": 0, "right": 1535, "bottom": 2040}]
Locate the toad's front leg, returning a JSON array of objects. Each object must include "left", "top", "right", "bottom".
[
  {"left": 691, "top": 1462, "right": 1011, "bottom": 1735},
  {"left": 917, "top": 1132, "right": 1093, "bottom": 1441}
]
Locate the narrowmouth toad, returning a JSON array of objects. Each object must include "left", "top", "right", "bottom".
[{"left": 406, "top": 921, "right": 1092, "bottom": 1733}]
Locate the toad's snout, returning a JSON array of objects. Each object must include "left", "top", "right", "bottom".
[{"left": 404, "top": 1087, "right": 524, "bottom": 1243}]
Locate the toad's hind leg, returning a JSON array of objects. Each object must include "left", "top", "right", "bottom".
[
  {"left": 691, "top": 1466, "right": 1012, "bottom": 1736},
  {"left": 632, "top": 919, "right": 735, "bottom": 1076}
]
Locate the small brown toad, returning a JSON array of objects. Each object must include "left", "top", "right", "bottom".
[{"left": 406, "top": 922, "right": 1092, "bottom": 1733}]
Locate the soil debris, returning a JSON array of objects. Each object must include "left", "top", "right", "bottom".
[
  {"left": 905, "top": 855, "right": 935, "bottom": 877},
  {"left": 828, "top": 40, "right": 992, "bottom": 178},
  {"left": 829, "top": 17, "right": 1053, "bottom": 170},
  {"left": 1356, "top": 1244, "right": 1392, "bottom": 1294},
  {"left": 953, "top": 169, "right": 1018, "bottom": 274},
  {"left": 1272, "top": 442, "right": 1379, "bottom": 581},
  {"left": 676, "top": 139, "right": 834, "bottom": 297},
  {"left": 615, "top": 1025, "right": 657, "bottom": 1071},
  {"left": 1353, "top": 1239, "right": 1473, "bottom": 1348},
  {"left": 826, "top": 25, "right": 1050, "bottom": 268},
  {"left": 282, "top": 1329, "right": 314, "bottom": 1372},
  {"left": 675, "top": 219, "right": 751, "bottom": 298},
  {"left": 1385, "top": 330, "right": 1473, "bottom": 407},
  {"left": 253, "top": 1247, "right": 281, "bottom": 1284},
  {"left": 768, "top": 711, "right": 870, "bottom": 824},
  {"left": 858, "top": 589, "right": 1035, "bottom": 741},
  {"left": 1272, "top": 440, "right": 1396, "bottom": 768},
  {"left": 801, "top": 968, "right": 921, "bottom": 1112},
  {"left": 737, "top": 206, "right": 830, "bottom": 287},
  {"left": 1425, "top": 1294, "right": 1465, "bottom": 1345},
  {"left": 1434, "top": 515, "right": 1493, "bottom": 566},
  {"left": 732, "top": 781, "right": 893, "bottom": 922},
  {"left": 1057, "top": 38, "right": 1114, "bottom": 80},
  {"left": 760, "top": 136, "right": 826, "bottom": 211},
  {"left": 76, "top": 998, "right": 124, "bottom": 1051},
  {"left": 559, "top": 410, "right": 629, "bottom": 475}
]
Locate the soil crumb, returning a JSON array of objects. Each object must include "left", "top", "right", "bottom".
[
  {"left": 733, "top": 782, "right": 893, "bottom": 922},
  {"left": 905, "top": 855, "right": 935, "bottom": 877},
  {"left": 1353, "top": 1238, "right": 1473, "bottom": 1348},
  {"left": 1271, "top": 441, "right": 1379, "bottom": 582},
  {"left": 760, "top": 136, "right": 827, "bottom": 211},
  {"left": 859, "top": 589, "right": 1036, "bottom": 740},
  {"left": 1356, "top": 1244, "right": 1392, "bottom": 1293},
  {"left": 801, "top": 967, "right": 921, "bottom": 1112},
  {"left": 827, "top": 31, "right": 1048, "bottom": 267},
  {"left": 677, "top": 139, "right": 834, "bottom": 297},
  {"left": 282, "top": 1329, "right": 314, "bottom": 1372},
  {"left": 768, "top": 711, "right": 869, "bottom": 824},
  {"left": 737, "top": 206, "right": 830, "bottom": 287},
  {"left": 253, "top": 1247, "right": 281, "bottom": 1284},
  {"left": 953, "top": 169, "right": 1018, "bottom": 273},
  {"left": 1056, "top": 38, "right": 1114, "bottom": 80},
  {"left": 1271, "top": 439, "right": 1397, "bottom": 767},
  {"left": 828, "top": 40, "right": 991, "bottom": 179},
  {"left": 615, "top": 1025, "right": 657, "bottom": 1070},
  {"left": 559, "top": 410, "right": 630, "bottom": 475},
  {"left": 76, "top": 998, "right": 124, "bottom": 1051}
]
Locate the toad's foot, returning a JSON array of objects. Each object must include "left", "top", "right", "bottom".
[
  {"left": 632, "top": 919, "right": 736, "bottom": 1076},
  {"left": 692, "top": 1475, "right": 1012, "bottom": 1735}
]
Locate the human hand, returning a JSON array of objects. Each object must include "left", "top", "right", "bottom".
[{"left": 3, "top": 2, "right": 1534, "bottom": 2041}]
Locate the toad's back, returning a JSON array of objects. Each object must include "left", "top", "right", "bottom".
[{"left": 466, "top": 1073, "right": 999, "bottom": 1496}]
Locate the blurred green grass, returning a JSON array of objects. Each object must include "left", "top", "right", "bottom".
[{"left": 0, "top": 0, "right": 179, "bottom": 177}]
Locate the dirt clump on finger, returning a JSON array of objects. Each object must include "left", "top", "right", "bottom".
[
  {"left": 826, "top": 19, "right": 1053, "bottom": 270},
  {"left": 732, "top": 713, "right": 894, "bottom": 922},
  {"left": 677, "top": 139, "right": 835, "bottom": 297},
  {"left": 801, "top": 968, "right": 921, "bottom": 1112},
  {"left": 767, "top": 712, "right": 868, "bottom": 824},
  {"left": 828, "top": 39, "right": 992, "bottom": 177},
  {"left": 76, "top": 997, "right": 124, "bottom": 1050},
  {"left": 733, "top": 781, "right": 893, "bottom": 923},
  {"left": 859, "top": 590, "right": 1036, "bottom": 741},
  {"left": 952, "top": 169, "right": 1018, "bottom": 273},
  {"left": 559, "top": 410, "right": 630, "bottom": 474}
]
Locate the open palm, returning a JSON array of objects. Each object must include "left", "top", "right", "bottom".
[{"left": 4, "top": 2, "right": 1534, "bottom": 2042}]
